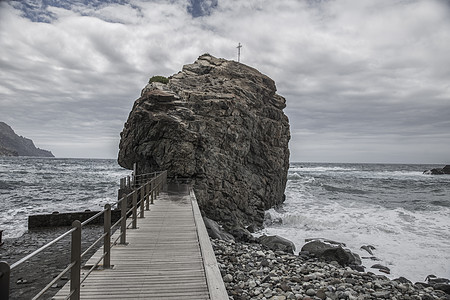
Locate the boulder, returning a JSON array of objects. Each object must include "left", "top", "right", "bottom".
[
  {"left": 118, "top": 54, "right": 290, "bottom": 234},
  {"left": 301, "top": 240, "right": 362, "bottom": 267},
  {"left": 323, "top": 247, "right": 362, "bottom": 267},
  {"left": 203, "top": 217, "right": 234, "bottom": 242},
  {"left": 258, "top": 234, "right": 296, "bottom": 254},
  {"left": 301, "top": 240, "right": 336, "bottom": 254},
  {"left": 371, "top": 264, "right": 391, "bottom": 274},
  {"left": 229, "top": 227, "right": 255, "bottom": 242}
]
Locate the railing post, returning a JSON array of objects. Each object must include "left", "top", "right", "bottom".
[
  {"left": 132, "top": 191, "right": 137, "bottom": 229},
  {"left": 151, "top": 181, "right": 154, "bottom": 204},
  {"left": 0, "top": 261, "right": 10, "bottom": 300},
  {"left": 140, "top": 186, "right": 145, "bottom": 218},
  {"left": 70, "top": 220, "right": 82, "bottom": 300},
  {"left": 103, "top": 204, "right": 111, "bottom": 269},
  {"left": 156, "top": 177, "right": 160, "bottom": 197},
  {"left": 132, "top": 163, "right": 137, "bottom": 187},
  {"left": 145, "top": 182, "right": 150, "bottom": 210},
  {"left": 120, "top": 195, "right": 127, "bottom": 244}
]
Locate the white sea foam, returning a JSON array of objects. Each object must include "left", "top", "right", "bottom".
[
  {"left": 262, "top": 169, "right": 450, "bottom": 283},
  {"left": 289, "top": 166, "right": 358, "bottom": 173}
]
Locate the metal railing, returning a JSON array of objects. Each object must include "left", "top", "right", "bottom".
[
  {"left": 0, "top": 170, "right": 167, "bottom": 300},
  {"left": 119, "top": 171, "right": 162, "bottom": 189}
]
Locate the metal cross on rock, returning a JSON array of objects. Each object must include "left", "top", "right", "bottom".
[{"left": 237, "top": 43, "right": 242, "bottom": 62}]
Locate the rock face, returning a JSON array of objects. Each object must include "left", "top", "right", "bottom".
[
  {"left": 0, "top": 122, "right": 54, "bottom": 157},
  {"left": 118, "top": 54, "right": 290, "bottom": 232}
]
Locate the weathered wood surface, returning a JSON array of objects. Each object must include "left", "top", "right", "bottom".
[
  {"left": 191, "top": 189, "right": 228, "bottom": 299},
  {"left": 53, "top": 183, "right": 215, "bottom": 300}
]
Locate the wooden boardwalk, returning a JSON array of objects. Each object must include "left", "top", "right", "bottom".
[{"left": 53, "top": 183, "right": 226, "bottom": 300}]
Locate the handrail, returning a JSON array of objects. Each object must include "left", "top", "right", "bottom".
[
  {"left": 31, "top": 261, "right": 76, "bottom": 300},
  {"left": 0, "top": 170, "right": 168, "bottom": 300},
  {"left": 80, "top": 210, "right": 105, "bottom": 227},
  {"left": 10, "top": 227, "right": 77, "bottom": 270}
]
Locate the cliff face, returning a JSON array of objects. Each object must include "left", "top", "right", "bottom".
[
  {"left": 0, "top": 122, "right": 54, "bottom": 157},
  {"left": 118, "top": 54, "right": 290, "bottom": 232}
]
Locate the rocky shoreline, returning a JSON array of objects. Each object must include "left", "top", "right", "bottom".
[
  {"left": 1, "top": 225, "right": 449, "bottom": 300},
  {"left": 212, "top": 239, "right": 450, "bottom": 300}
]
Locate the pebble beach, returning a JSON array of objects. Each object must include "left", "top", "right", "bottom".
[
  {"left": 212, "top": 239, "right": 450, "bottom": 300},
  {"left": 1, "top": 226, "right": 449, "bottom": 299}
]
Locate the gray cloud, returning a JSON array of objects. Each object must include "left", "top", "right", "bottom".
[{"left": 0, "top": 0, "right": 449, "bottom": 163}]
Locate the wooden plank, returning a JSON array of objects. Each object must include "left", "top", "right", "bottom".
[{"left": 53, "top": 185, "right": 211, "bottom": 300}]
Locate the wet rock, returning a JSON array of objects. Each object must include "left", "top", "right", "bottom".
[
  {"left": 426, "top": 275, "right": 450, "bottom": 285},
  {"left": 360, "top": 245, "right": 376, "bottom": 255},
  {"left": 371, "top": 264, "right": 391, "bottom": 274},
  {"left": 443, "top": 165, "right": 450, "bottom": 174},
  {"left": 258, "top": 234, "right": 296, "bottom": 254},
  {"left": 301, "top": 240, "right": 335, "bottom": 254},
  {"left": 423, "top": 165, "right": 450, "bottom": 175},
  {"left": 229, "top": 226, "right": 255, "bottom": 242},
  {"left": 301, "top": 240, "right": 361, "bottom": 267},
  {"left": 305, "top": 238, "right": 346, "bottom": 247},
  {"left": 246, "top": 224, "right": 261, "bottom": 233},
  {"left": 322, "top": 246, "right": 361, "bottom": 267},
  {"left": 203, "top": 217, "right": 234, "bottom": 241}
]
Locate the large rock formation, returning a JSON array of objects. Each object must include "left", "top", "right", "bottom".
[
  {"left": 0, "top": 122, "right": 54, "bottom": 157},
  {"left": 118, "top": 54, "right": 290, "bottom": 233}
]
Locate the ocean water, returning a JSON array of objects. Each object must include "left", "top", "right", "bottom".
[
  {"left": 0, "top": 157, "right": 129, "bottom": 239},
  {"left": 1, "top": 158, "right": 449, "bottom": 283},
  {"left": 261, "top": 162, "right": 450, "bottom": 283}
]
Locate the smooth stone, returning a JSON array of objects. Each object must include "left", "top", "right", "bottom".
[
  {"left": 223, "top": 274, "right": 233, "bottom": 282},
  {"left": 316, "top": 289, "right": 327, "bottom": 300},
  {"left": 306, "top": 288, "right": 316, "bottom": 296},
  {"left": 263, "top": 287, "right": 273, "bottom": 298}
]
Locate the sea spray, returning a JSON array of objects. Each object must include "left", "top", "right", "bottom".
[{"left": 261, "top": 162, "right": 450, "bottom": 283}]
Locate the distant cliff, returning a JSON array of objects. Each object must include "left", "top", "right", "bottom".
[
  {"left": 0, "top": 122, "right": 54, "bottom": 157},
  {"left": 118, "top": 54, "right": 290, "bottom": 235}
]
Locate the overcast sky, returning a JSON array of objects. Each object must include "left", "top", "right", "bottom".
[{"left": 1, "top": 0, "right": 449, "bottom": 164}]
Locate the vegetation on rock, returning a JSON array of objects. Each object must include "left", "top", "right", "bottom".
[{"left": 148, "top": 75, "right": 169, "bottom": 84}]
